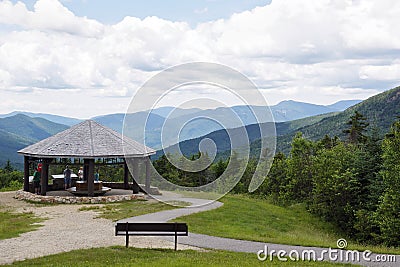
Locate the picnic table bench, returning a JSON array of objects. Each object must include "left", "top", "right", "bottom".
[{"left": 115, "top": 222, "right": 188, "bottom": 250}]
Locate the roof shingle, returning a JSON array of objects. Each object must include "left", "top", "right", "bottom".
[{"left": 18, "top": 120, "right": 155, "bottom": 158}]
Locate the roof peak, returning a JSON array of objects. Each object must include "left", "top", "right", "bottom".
[{"left": 18, "top": 120, "right": 155, "bottom": 158}]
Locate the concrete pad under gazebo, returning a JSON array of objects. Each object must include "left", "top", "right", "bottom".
[{"left": 18, "top": 120, "right": 156, "bottom": 197}]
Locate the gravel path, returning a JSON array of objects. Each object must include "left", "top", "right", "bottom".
[
  {"left": 121, "top": 192, "right": 399, "bottom": 267},
  {"left": 0, "top": 191, "right": 199, "bottom": 265},
  {"left": 1, "top": 191, "right": 399, "bottom": 267}
]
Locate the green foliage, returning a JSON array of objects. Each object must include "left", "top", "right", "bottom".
[
  {"left": 153, "top": 152, "right": 219, "bottom": 188},
  {"left": 0, "top": 180, "right": 23, "bottom": 192},
  {"left": 376, "top": 119, "right": 400, "bottom": 247},
  {"left": 309, "top": 143, "right": 360, "bottom": 233},
  {"left": 0, "top": 161, "right": 23, "bottom": 191},
  {"left": 249, "top": 113, "right": 400, "bottom": 247},
  {"left": 343, "top": 111, "right": 369, "bottom": 144},
  {"left": 282, "top": 132, "right": 315, "bottom": 204},
  {"left": 277, "top": 86, "right": 400, "bottom": 153},
  {"left": 256, "top": 152, "right": 287, "bottom": 204}
]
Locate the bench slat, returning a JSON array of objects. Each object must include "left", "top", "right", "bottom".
[
  {"left": 116, "top": 232, "right": 188, "bottom": 236},
  {"left": 115, "top": 222, "right": 188, "bottom": 233},
  {"left": 115, "top": 222, "right": 188, "bottom": 250}
]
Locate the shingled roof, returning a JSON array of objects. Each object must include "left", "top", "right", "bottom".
[{"left": 18, "top": 120, "right": 155, "bottom": 158}]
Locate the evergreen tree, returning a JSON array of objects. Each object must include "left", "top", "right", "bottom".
[
  {"left": 376, "top": 119, "right": 400, "bottom": 246},
  {"left": 309, "top": 143, "right": 360, "bottom": 233},
  {"left": 4, "top": 160, "right": 14, "bottom": 172},
  {"left": 282, "top": 132, "right": 315, "bottom": 204},
  {"left": 259, "top": 152, "right": 287, "bottom": 203},
  {"left": 343, "top": 111, "right": 369, "bottom": 144}
]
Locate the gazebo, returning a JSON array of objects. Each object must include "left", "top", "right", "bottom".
[{"left": 18, "top": 120, "right": 155, "bottom": 197}]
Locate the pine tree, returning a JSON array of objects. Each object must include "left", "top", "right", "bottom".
[
  {"left": 343, "top": 111, "right": 369, "bottom": 144},
  {"left": 283, "top": 132, "right": 315, "bottom": 204},
  {"left": 4, "top": 160, "right": 14, "bottom": 172},
  {"left": 376, "top": 119, "right": 400, "bottom": 246}
]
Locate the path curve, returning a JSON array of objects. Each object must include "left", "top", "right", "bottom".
[
  {"left": 0, "top": 191, "right": 200, "bottom": 265},
  {"left": 1, "top": 191, "right": 399, "bottom": 267},
  {"left": 121, "top": 193, "right": 399, "bottom": 267}
]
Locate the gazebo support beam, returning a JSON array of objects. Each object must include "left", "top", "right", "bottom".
[
  {"left": 40, "top": 159, "right": 50, "bottom": 196},
  {"left": 123, "top": 161, "right": 129, "bottom": 190},
  {"left": 23, "top": 156, "right": 30, "bottom": 192},
  {"left": 132, "top": 158, "right": 140, "bottom": 194},
  {"left": 87, "top": 159, "right": 95, "bottom": 197},
  {"left": 145, "top": 157, "right": 151, "bottom": 194}
]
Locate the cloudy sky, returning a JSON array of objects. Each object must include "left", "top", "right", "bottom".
[{"left": 0, "top": 0, "right": 399, "bottom": 118}]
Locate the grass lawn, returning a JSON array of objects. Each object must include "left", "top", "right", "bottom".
[
  {"left": 175, "top": 194, "right": 400, "bottom": 255},
  {"left": 0, "top": 209, "right": 43, "bottom": 240},
  {"left": 11, "top": 246, "right": 357, "bottom": 266},
  {"left": 79, "top": 199, "right": 188, "bottom": 221}
]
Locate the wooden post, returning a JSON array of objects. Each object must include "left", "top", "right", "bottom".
[
  {"left": 87, "top": 159, "right": 95, "bottom": 197},
  {"left": 83, "top": 163, "right": 89, "bottom": 181},
  {"left": 132, "top": 158, "right": 140, "bottom": 194},
  {"left": 145, "top": 157, "right": 151, "bottom": 194},
  {"left": 23, "top": 156, "right": 30, "bottom": 192},
  {"left": 123, "top": 160, "right": 129, "bottom": 190},
  {"left": 40, "top": 159, "right": 50, "bottom": 196},
  {"left": 174, "top": 222, "right": 178, "bottom": 251},
  {"left": 125, "top": 222, "right": 129, "bottom": 248}
]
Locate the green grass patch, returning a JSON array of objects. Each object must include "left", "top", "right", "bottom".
[
  {"left": 0, "top": 210, "right": 43, "bottom": 239},
  {"left": 10, "top": 246, "right": 356, "bottom": 266},
  {"left": 79, "top": 199, "right": 189, "bottom": 221},
  {"left": 175, "top": 194, "right": 400, "bottom": 255}
]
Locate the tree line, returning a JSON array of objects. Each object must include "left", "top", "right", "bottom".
[
  {"left": 153, "top": 111, "right": 400, "bottom": 247},
  {"left": 0, "top": 111, "right": 398, "bottom": 246}
]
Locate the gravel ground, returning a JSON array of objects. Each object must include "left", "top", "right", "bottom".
[
  {"left": 0, "top": 191, "right": 200, "bottom": 265},
  {"left": 1, "top": 191, "right": 398, "bottom": 267}
]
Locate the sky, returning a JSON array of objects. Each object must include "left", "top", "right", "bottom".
[{"left": 0, "top": 0, "right": 399, "bottom": 119}]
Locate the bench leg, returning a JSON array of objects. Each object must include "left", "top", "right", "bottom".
[
  {"left": 125, "top": 222, "right": 129, "bottom": 248},
  {"left": 174, "top": 231, "right": 177, "bottom": 251}
]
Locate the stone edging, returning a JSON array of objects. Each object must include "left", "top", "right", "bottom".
[{"left": 14, "top": 190, "right": 145, "bottom": 204}]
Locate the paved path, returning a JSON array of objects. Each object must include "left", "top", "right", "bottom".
[
  {"left": 0, "top": 191, "right": 197, "bottom": 265},
  {"left": 121, "top": 193, "right": 400, "bottom": 267},
  {"left": 1, "top": 191, "right": 398, "bottom": 266}
]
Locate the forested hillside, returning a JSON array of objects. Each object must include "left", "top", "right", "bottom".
[
  {"left": 276, "top": 86, "right": 400, "bottom": 152},
  {"left": 0, "top": 115, "right": 68, "bottom": 168}
]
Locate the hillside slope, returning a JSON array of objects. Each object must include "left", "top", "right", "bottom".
[
  {"left": 154, "top": 112, "right": 336, "bottom": 160},
  {"left": 0, "top": 111, "right": 81, "bottom": 126},
  {"left": 156, "top": 87, "right": 399, "bottom": 159},
  {"left": 0, "top": 115, "right": 69, "bottom": 167},
  {"left": 276, "top": 86, "right": 400, "bottom": 152}
]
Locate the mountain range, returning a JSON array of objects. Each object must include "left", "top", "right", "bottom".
[
  {"left": 0, "top": 99, "right": 363, "bottom": 168},
  {"left": 162, "top": 86, "right": 400, "bottom": 159}
]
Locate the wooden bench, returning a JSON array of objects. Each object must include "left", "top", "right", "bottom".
[{"left": 115, "top": 222, "right": 188, "bottom": 250}]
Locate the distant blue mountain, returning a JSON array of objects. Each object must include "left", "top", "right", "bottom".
[
  {"left": 0, "top": 111, "right": 82, "bottom": 126},
  {"left": 0, "top": 99, "right": 362, "bottom": 168},
  {"left": 0, "top": 114, "right": 69, "bottom": 168},
  {"left": 327, "top": 100, "right": 362, "bottom": 111}
]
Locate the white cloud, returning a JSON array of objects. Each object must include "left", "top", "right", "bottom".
[
  {"left": 0, "top": 0, "right": 399, "bottom": 117},
  {"left": 0, "top": 0, "right": 103, "bottom": 36},
  {"left": 360, "top": 62, "right": 400, "bottom": 82}
]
